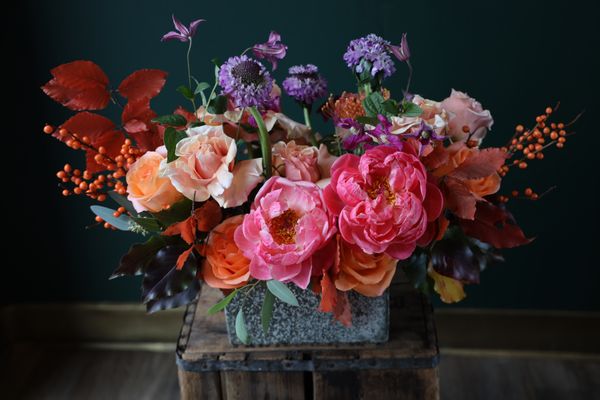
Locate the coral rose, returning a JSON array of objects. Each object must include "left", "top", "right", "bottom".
[
  {"left": 441, "top": 89, "right": 493, "bottom": 144},
  {"left": 126, "top": 151, "right": 183, "bottom": 213},
  {"left": 234, "top": 177, "right": 336, "bottom": 289},
  {"left": 324, "top": 146, "right": 443, "bottom": 259},
  {"left": 203, "top": 215, "right": 250, "bottom": 289},
  {"left": 335, "top": 239, "right": 397, "bottom": 297},
  {"left": 161, "top": 125, "right": 263, "bottom": 208}
]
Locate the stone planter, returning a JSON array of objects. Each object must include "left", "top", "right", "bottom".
[{"left": 224, "top": 283, "right": 389, "bottom": 346}]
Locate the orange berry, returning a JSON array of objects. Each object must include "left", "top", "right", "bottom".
[
  {"left": 94, "top": 154, "right": 104, "bottom": 163},
  {"left": 559, "top": 130, "right": 566, "bottom": 136},
  {"left": 535, "top": 144, "right": 543, "bottom": 151},
  {"left": 79, "top": 182, "right": 88, "bottom": 190},
  {"left": 557, "top": 123, "right": 565, "bottom": 129},
  {"left": 71, "top": 141, "right": 81, "bottom": 150},
  {"left": 98, "top": 146, "right": 107, "bottom": 154},
  {"left": 531, "top": 193, "right": 539, "bottom": 200},
  {"left": 62, "top": 189, "right": 70, "bottom": 196},
  {"left": 512, "top": 190, "right": 519, "bottom": 197},
  {"left": 82, "top": 136, "right": 91, "bottom": 144},
  {"left": 537, "top": 138, "right": 545, "bottom": 144},
  {"left": 516, "top": 125, "right": 524, "bottom": 133},
  {"left": 545, "top": 107, "right": 553, "bottom": 114},
  {"left": 59, "top": 128, "right": 69, "bottom": 137},
  {"left": 113, "top": 211, "right": 121, "bottom": 218},
  {"left": 56, "top": 171, "right": 66, "bottom": 179},
  {"left": 97, "top": 194, "right": 107, "bottom": 202},
  {"left": 519, "top": 162, "right": 528, "bottom": 169},
  {"left": 527, "top": 153, "right": 535, "bottom": 160},
  {"left": 65, "top": 140, "right": 74, "bottom": 147},
  {"left": 556, "top": 142, "right": 564, "bottom": 149},
  {"left": 125, "top": 139, "right": 132, "bottom": 146},
  {"left": 550, "top": 132, "right": 558, "bottom": 140},
  {"left": 117, "top": 207, "right": 126, "bottom": 213},
  {"left": 558, "top": 137, "right": 566, "bottom": 144},
  {"left": 43, "top": 125, "right": 54, "bottom": 134},
  {"left": 95, "top": 216, "right": 103, "bottom": 223},
  {"left": 536, "top": 153, "right": 544, "bottom": 160},
  {"left": 73, "top": 187, "right": 83, "bottom": 195},
  {"left": 516, "top": 144, "right": 524, "bottom": 150},
  {"left": 83, "top": 171, "right": 92, "bottom": 180},
  {"left": 524, "top": 188, "right": 533, "bottom": 197},
  {"left": 104, "top": 222, "right": 111, "bottom": 229},
  {"left": 543, "top": 127, "right": 550, "bottom": 134},
  {"left": 64, "top": 164, "right": 72, "bottom": 173}
]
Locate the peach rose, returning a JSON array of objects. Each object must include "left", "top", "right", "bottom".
[
  {"left": 126, "top": 151, "right": 183, "bottom": 213},
  {"left": 335, "top": 239, "right": 397, "bottom": 297},
  {"left": 203, "top": 215, "right": 250, "bottom": 289},
  {"left": 441, "top": 89, "right": 493, "bottom": 144},
  {"left": 464, "top": 174, "right": 501, "bottom": 198},
  {"left": 389, "top": 95, "right": 449, "bottom": 139},
  {"left": 161, "top": 125, "right": 263, "bottom": 208}
]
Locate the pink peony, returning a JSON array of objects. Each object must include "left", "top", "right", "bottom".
[
  {"left": 234, "top": 177, "right": 336, "bottom": 289},
  {"left": 324, "top": 146, "right": 443, "bottom": 259},
  {"left": 161, "top": 125, "right": 263, "bottom": 208},
  {"left": 441, "top": 89, "right": 494, "bottom": 144}
]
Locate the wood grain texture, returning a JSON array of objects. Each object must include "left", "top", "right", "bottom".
[{"left": 178, "top": 370, "right": 222, "bottom": 399}]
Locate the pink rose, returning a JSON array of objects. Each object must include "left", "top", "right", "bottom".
[
  {"left": 272, "top": 141, "right": 338, "bottom": 185},
  {"left": 441, "top": 89, "right": 494, "bottom": 144},
  {"left": 126, "top": 151, "right": 183, "bottom": 213},
  {"left": 234, "top": 177, "right": 336, "bottom": 289},
  {"left": 161, "top": 125, "right": 263, "bottom": 208},
  {"left": 324, "top": 146, "right": 443, "bottom": 259}
]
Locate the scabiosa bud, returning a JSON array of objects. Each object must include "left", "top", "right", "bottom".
[
  {"left": 343, "top": 34, "right": 396, "bottom": 78},
  {"left": 282, "top": 64, "right": 328, "bottom": 106},
  {"left": 218, "top": 55, "right": 274, "bottom": 109}
]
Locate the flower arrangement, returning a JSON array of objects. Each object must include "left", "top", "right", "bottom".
[{"left": 41, "top": 16, "right": 579, "bottom": 343}]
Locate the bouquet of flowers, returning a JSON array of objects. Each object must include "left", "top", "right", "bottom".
[{"left": 41, "top": 16, "right": 577, "bottom": 343}]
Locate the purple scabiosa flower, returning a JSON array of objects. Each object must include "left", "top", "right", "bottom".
[
  {"left": 252, "top": 31, "right": 287, "bottom": 70},
  {"left": 282, "top": 64, "right": 328, "bottom": 106},
  {"left": 343, "top": 34, "right": 396, "bottom": 78},
  {"left": 218, "top": 55, "right": 274, "bottom": 109},
  {"left": 388, "top": 33, "right": 410, "bottom": 62},
  {"left": 161, "top": 15, "right": 205, "bottom": 42}
]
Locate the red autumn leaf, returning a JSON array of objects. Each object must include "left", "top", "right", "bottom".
[
  {"left": 318, "top": 273, "right": 336, "bottom": 313},
  {"left": 443, "top": 176, "right": 478, "bottom": 220},
  {"left": 451, "top": 148, "right": 507, "bottom": 180},
  {"left": 333, "top": 291, "right": 352, "bottom": 327},
  {"left": 118, "top": 69, "right": 168, "bottom": 100},
  {"left": 174, "top": 107, "right": 198, "bottom": 124},
  {"left": 422, "top": 144, "right": 450, "bottom": 170},
  {"left": 163, "top": 217, "right": 196, "bottom": 245},
  {"left": 194, "top": 200, "right": 223, "bottom": 232},
  {"left": 85, "top": 130, "right": 126, "bottom": 173},
  {"left": 176, "top": 246, "right": 195, "bottom": 270},
  {"left": 459, "top": 202, "right": 533, "bottom": 248},
  {"left": 41, "top": 60, "right": 110, "bottom": 110},
  {"left": 121, "top": 98, "right": 163, "bottom": 152}
]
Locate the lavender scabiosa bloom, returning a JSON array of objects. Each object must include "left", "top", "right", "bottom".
[
  {"left": 282, "top": 64, "right": 328, "bottom": 106},
  {"left": 218, "top": 55, "right": 274, "bottom": 108},
  {"left": 343, "top": 34, "right": 396, "bottom": 78},
  {"left": 253, "top": 31, "right": 287, "bottom": 70},
  {"left": 161, "top": 15, "right": 205, "bottom": 42}
]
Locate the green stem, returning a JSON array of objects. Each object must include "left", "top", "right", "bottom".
[
  {"left": 186, "top": 38, "right": 198, "bottom": 116},
  {"left": 361, "top": 82, "right": 372, "bottom": 96},
  {"left": 302, "top": 106, "right": 318, "bottom": 147},
  {"left": 249, "top": 107, "right": 272, "bottom": 178},
  {"left": 404, "top": 60, "right": 413, "bottom": 96}
]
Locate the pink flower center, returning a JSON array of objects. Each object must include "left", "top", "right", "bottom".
[
  {"left": 268, "top": 209, "right": 300, "bottom": 245},
  {"left": 366, "top": 176, "right": 396, "bottom": 205}
]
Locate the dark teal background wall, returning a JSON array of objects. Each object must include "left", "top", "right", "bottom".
[{"left": 7, "top": 0, "right": 599, "bottom": 309}]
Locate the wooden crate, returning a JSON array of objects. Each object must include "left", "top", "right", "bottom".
[{"left": 176, "top": 281, "right": 439, "bottom": 400}]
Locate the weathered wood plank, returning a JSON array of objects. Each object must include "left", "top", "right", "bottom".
[
  {"left": 178, "top": 370, "right": 221, "bottom": 400},
  {"left": 221, "top": 371, "right": 306, "bottom": 400}
]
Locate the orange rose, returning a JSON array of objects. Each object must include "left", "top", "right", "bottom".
[
  {"left": 431, "top": 144, "right": 471, "bottom": 178},
  {"left": 126, "top": 151, "right": 183, "bottom": 213},
  {"left": 203, "top": 215, "right": 250, "bottom": 289},
  {"left": 335, "top": 240, "right": 397, "bottom": 297},
  {"left": 464, "top": 174, "right": 501, "bottom": 197}
]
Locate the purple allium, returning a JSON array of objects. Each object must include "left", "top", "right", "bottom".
[
  {"left": 161, "top": 15, "right": 205, "bottom": 42},
  {"left": 388, "top": 33, "right": 410, "bottom": 62},
  {"left": 253, "top": 31, "right": 287, "bottom": 71},
  {"left": 343, "top": 34, "right": 396, "bottom": 78},
  {"left": 218, "top": 55, "right": 274, "bottom": 109},
  {"left": 282, "top": 64, "right": 328, "bottom": 106}
]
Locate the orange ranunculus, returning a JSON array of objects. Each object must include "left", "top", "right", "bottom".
[
  {"left": 464, "top": 173, "right": 501, "bottom": 198},
  {"left": 126, "top": 151, "right": 183, "bottom": 213},
  {"left": 334, "top": 240, "right": 397, "bottom": 297},
  {"left": 202, "top": 215, "right": 250, "bottom": 289}
]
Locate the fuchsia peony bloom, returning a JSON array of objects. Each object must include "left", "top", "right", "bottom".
[
  {"left": 324, "top": 146, "right": 443, "bottom": 259},
  {"left": 234, "top": 177, "right": 336, "bottom": 289}
]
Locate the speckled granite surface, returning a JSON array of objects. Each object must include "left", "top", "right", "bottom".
[{"left": 224, "top": 283, "right": 389, "bottom": 346}]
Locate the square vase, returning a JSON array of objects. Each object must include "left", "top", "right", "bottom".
[{"left": 224, "top": 283, "right": 389, "bottom": 346}]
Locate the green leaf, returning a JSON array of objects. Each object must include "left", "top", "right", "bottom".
[
  {"left": 152, "top": 198, "right": 193, "bottom": 227},
  {"left": 194, "top": 81, "right": 211, "bottom": 94},
  {"left": 164, "top": 127, "right": 188, "bottom": 163},
  {"left": 362, "top": 92, "right": 386, "bottom": 118},
  {"left": 207, "top": 95, "right": 227, "bottom": 114},
  {"left": 401, "top": 102, "right": 423, "bottom": 117},
  {"left": 176, "top": 85, "right": 195, "bottom": 100},
  {"left": 356, "top": 116, "right": 379, "bottom": 125},
  {"left": 130, "top": 216, "right": 162, "bottom": 232},
  {"left": 235, "top": 308, "right": 249, "bottom": 344},
  {"left": 108, "top": 191, "right": 138, "bottom": 216},
  {"left": 382, "top": 99, "right": 400, "bottom": 116},
  {"left": 207, "top": 290, "right": 238, "bottom": 315},
  {"left": 266, "top": 280, "right": 299, "bottom": 306},
  {"left": 90, "top": 205, "right": 132, "bottom": 231},
  {"left": 151, "top": 114, "right": 188, "bottom": 126},
  {"left": 261, "top": 289, "right": 275, "bottom": 335}
]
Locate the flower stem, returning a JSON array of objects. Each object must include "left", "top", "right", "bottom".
[
  {"left": 186, "top": 38, "right": 198, "bottom": 115},
  {"left": 249, "top": 107, "right": 272, "bottom": 178},
  {"left": 404, "top": 60, "right": 413, "bottom": 96},
  {"left": 302, "top": 106, "right": 318, "bottom": 147}
]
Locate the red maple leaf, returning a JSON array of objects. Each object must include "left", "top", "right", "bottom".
[
  {"left": 451, "top": 148, "right": 507, "bottom": 180},
  {"left": 459, "top": 202, "right": 533, "bottom": 248},
  {"left": 121, "top": 98, "right": 163, "bottom": 152},
  {"left": 41, "top": 61, "right": 110, "bottom": 110},
  {"left": 118, "top": 69, "right": 167, "bottom": 100}
]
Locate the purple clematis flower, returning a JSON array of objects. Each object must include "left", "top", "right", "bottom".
[
  {"left": 367, "top": 115, "right": 404, "bottom": 149},
  {"left": 388, "top": 33, "right": 410, "bottom": 62},
  {"left": 252, "top": 31, "right": 287, "bottom": 70},
  {"left": 161, "top": 15, "right": 205, "bottom": 42}
]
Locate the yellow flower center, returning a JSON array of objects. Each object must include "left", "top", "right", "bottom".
[{"left": 366, "top": 177, "right": 396, "bottom": 205}]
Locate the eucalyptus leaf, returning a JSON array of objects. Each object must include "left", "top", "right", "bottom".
[
  {"left": 164, "top": 127, "right": 188, "bottom": 163},
  {"left": 108, "top": 191, "right": 138, "bottom": 216},
  {"left": 151, "top": 114, "right": 188, "bottom": 126},
  {"left": 176, "top": 85, "right": 195, "bottom": 100},
  {"left": 207, "top": 290, "right": 238, "bottom": 315},
  {"left": 90, "top": 205, "right": 132, "bottom": 231},
  {"left": 266, "top": 280, "right": 299, "bottom": 306},
  {"left": 235, "top": 308, "right": 249, "bottom": 344},
  {"left": 194, "top": 81, "right": 211, "bottom": 94},
  {"left": 261, "top": 289, "right": 275, "bottom": 335}
]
